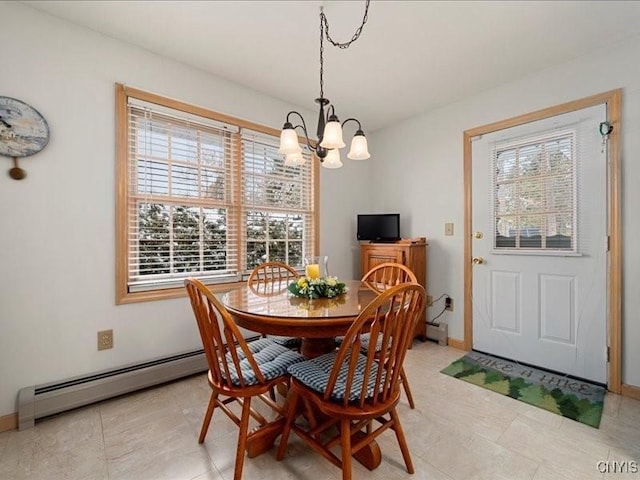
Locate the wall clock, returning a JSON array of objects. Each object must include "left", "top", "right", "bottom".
[{"left": 0, "top": 96, "right": 50, "bottom": 179}]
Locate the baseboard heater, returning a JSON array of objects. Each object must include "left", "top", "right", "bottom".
[
  {"left": 426, "top": 321, "right": 448, "bottom": 346},
  {"left": 17, "top": 348, "right": 209, "bottom": 431}
]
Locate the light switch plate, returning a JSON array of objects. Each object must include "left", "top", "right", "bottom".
[{"left": 445, "top": 222, "right": 454, "bottom": 236}]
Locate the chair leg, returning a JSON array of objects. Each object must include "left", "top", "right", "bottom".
[
  {"left": 390, "top": 408, "right": 414, "bottom": 474},
  {"left": 400, "top": 367, "right": 415, "bottom": 409},
  {"left": 276, "top": 390, "right": 300, "bottom": 461},
  {"left": 340, "top": 418, "right": 352, "bottom": 480},
  {"left": 198, "top": 391, "right": 218, "bottom": 443},
  {"left": 233, "top": 397, "right": 253, "bottom": 480}
]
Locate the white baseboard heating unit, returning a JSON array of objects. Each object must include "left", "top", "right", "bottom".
[
  {"left": 426, "top": 322, "right": 448, "bottom": 346},
  {"left": 17, "top": 349, "right": 208, "bottom": 431}
]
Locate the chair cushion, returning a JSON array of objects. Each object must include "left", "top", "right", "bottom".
[
  {"left": 357, "top": 333, "right": 384, "bottom": 352},
  {"left": 334, "top": 333, "right": 383, "bottom": 353},
  {"left": 288, "top": 351, "right": 384, "bottom": 403},
  {"left": 224, "top": 338, "right": 305, "bottom": 386},
  {"left": 267, "top": 335, "right": 302, "bottom": 349}
]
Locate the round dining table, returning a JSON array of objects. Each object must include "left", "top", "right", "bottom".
[
  {"left": 221, "top": 279, "right": 379, "bottom": 358},
  {"left": 220, "top": 279, "right": 383, "bottom": 469}
]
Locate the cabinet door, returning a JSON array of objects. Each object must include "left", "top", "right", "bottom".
[{"left": 362, "top": 246, "right": 405, "bottom": 272}]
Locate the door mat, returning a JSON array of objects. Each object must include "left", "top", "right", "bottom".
[{"left": 440, "top": 351, "right": 605, "bottom": 428}]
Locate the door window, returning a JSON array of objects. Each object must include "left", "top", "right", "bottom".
[{"left": 493, "top": 131, "right": 576, "bottom": 253}]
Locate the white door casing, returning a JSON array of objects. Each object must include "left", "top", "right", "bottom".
[{"left": 471, "top": 104, "right": 607, "bottom": 384}]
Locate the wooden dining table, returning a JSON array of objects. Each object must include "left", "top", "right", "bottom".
[
  {"left": 222, "top": 279, "right": 379, "bottom": 358},
  {"left": 220, "top": 279, "right": 383, "bottom": 469}
]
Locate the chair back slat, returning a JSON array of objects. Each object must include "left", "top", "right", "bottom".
[
  {"left": 361, "top": 262, "right": 417, "bottom": 292},
  {"left": 324, "top": 283, "right": 425, "bottom": 408},
  {"left": 185, "top": 278, "right": 266, "bottom": 389},
  {"left": 248, "top": 262, "right": 299, "bottom": 294}
]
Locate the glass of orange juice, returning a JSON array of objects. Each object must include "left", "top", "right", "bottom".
[{"left": 304, "top": 256, "right": 328, "bottom": 279}]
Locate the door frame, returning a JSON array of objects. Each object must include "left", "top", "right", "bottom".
[{"left": 462, "top": 89, "right": 622, "bottom": 393}]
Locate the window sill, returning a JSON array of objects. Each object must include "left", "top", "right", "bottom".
[{"left": 116, "top": 280, "right": 246, "bottom": 305}]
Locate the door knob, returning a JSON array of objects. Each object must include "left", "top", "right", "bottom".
[
  {"left": 472, "top": 256, "right": 485, "bottom": 265},
  {"left": 474, "top": 231, "right": 484, "bottom": 239}
]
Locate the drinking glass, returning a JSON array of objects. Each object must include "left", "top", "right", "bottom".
[{"left": 304, "top": 255, "right": 328, "bottom": 279}]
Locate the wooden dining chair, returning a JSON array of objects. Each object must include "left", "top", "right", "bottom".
[
  {"left": 334, "top": 262, "right": 419, "bottom": 408},
  {"left": 184, "top": 278, "right": 305, "bottom": 480},
  {"left": 360, "top": 262, "right": 418, "bottom": 408},
  {"left": 248, "top": 261, "right": 299, "bottom": 291},
  {"left": 276, "top": 282, "right": 426, "bottom": 480},
  {"left": 362, "top": 262, "right": 417, "bottom": 291},
  {"left": 248, "top": 261, "right": 301, "bottom": 350}
]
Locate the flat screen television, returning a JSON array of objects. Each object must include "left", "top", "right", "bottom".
[{"left": 357, "top": 213, "right": 401, "bottom": 242}]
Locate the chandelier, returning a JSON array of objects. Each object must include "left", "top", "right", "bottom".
[{"left": 278, "top": 1, "right": 371, "bottom": 169}]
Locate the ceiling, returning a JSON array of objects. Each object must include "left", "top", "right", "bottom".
[{"left": 22, "top": 0, "right": 640, "bottom": 132}]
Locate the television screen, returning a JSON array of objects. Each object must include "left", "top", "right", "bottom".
[{"left": 357, "top": 214, "right": 400, "bottom": 242}]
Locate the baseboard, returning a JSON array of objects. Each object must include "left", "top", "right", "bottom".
[
  {"left": 621, "top": 383, "right": 640, "bottom": 400},
  {"left": 0, "top": 413, "right": 17, "bottom": 433},
  {"left": 447, "top": 338, "right": 466, "bottom": 350}
]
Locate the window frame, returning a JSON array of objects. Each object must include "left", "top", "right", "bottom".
[{"left": 115, "top": 84, "right": 319, "bottom": 304}]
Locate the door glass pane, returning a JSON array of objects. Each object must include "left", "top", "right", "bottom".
[{"left": 493, "top": 131, "right": 576, "bottom": 253}]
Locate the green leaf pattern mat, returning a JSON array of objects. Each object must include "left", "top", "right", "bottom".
[{"left": 440, "top": 351, "right": 605, "bottom": 428}]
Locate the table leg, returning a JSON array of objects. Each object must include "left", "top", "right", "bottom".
[
  {"left": 351, "top": 431, "right": 382, "bottom": 470},
  {"left": 246, "top": 417, "right": 285, "bottom": 458},
  {"left": 300, "top": 337, "right": 336, "bottom": 358}
]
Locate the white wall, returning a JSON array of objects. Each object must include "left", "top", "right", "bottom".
[
  {"left": 370, "top": 34, "right": 640, "bottom": 387},
  {"left": 0, "top": 2, "right": 370, "bottom": 416}
]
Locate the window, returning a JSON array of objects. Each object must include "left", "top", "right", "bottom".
[
  {"left": 493, "top": 131, "right": 576, "bottom": 253},
  {"left": 116, "top": 85, "right": 317, "bottom": 303}
]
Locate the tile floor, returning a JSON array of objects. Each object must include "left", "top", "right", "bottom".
[{"left": 0, "top": 342, "right": 638, "bottom": 480}]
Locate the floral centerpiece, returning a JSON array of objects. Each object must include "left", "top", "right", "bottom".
[{"left": 288, "top": 275, "right": 347, "bottom": 299}]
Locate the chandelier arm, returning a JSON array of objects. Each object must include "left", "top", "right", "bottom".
[
  {"left": 341, "top": 117, "right": 363, "bottom": 131},
  {"left": 321, "top": 0, "right": 370, "bottom": 49},
  {"left": 285, "top": 111, "right": 317, "bottom": 152}
]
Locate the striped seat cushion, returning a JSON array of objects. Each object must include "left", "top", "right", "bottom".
[
  {"left": 223, "top": 338, "right": 305, "bottom": 386},
  {"left": 288, "top": 351, "right": 384, "bottom": 403},
  {"left": 335, "top": 333, "right": 384, "bottom": 353},
  {"left": 267, "top": 335, "right": 302, "bottom": 349}
]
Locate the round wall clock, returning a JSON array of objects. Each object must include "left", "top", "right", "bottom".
[{"left": 0, "top": 96, "right": 50, "bottom": 179}]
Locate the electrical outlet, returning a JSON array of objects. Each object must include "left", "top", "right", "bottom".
[
  {"left": 98, "top": 330, "right": 113, "bottom": 350},
  {"left": 445, "top": 296, "right": 453, "bottom": 312},
  {"left": 426, "top": 295, "right": 434, "bottom": 306}
]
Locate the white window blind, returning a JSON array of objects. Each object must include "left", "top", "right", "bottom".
[
  {"left": 127, "top": 98, "right": 241, "bottom": 291},
  {"left": 241, "top": 129, "right": 314, "bottom": 270},
  {"left": 119, "top": 90, "right": 318, "bottom": 297},
  {"left": 492, "top": 130, "right": 577, "bottom": 252}
]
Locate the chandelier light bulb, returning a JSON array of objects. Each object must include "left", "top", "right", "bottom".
[
  {"left": 322, "top": 149, "right": 343, "bottom": 169},
  {"left": 278, "top": 126, "right": 302, "bottom": 154},
  {"left": 347, "top": 131, "right": 370, "bottom": 160},
  {"left": 319, "top": 120, "right": 345, "bottom": 149},
  {"left": 284, "top": 151, "right": 305, "bottom": 166}
]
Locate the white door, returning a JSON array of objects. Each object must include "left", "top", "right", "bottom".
[{"left": 471, "top": 104, "right": 607, "bottom": 384}]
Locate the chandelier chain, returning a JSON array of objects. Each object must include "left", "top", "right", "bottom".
[
  {"left": 320, "top": 10, "right": 325, "bottom": 98},
  {"left": 321, "top": 0, "right": 370, "bottom": 49},
  {"left": 318, "top": 0, "right": 370, "bottom": 99}
]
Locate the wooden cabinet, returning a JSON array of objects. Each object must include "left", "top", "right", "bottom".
[{"left": 360, "top": 239, "right": 428, "bottom": 341}]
